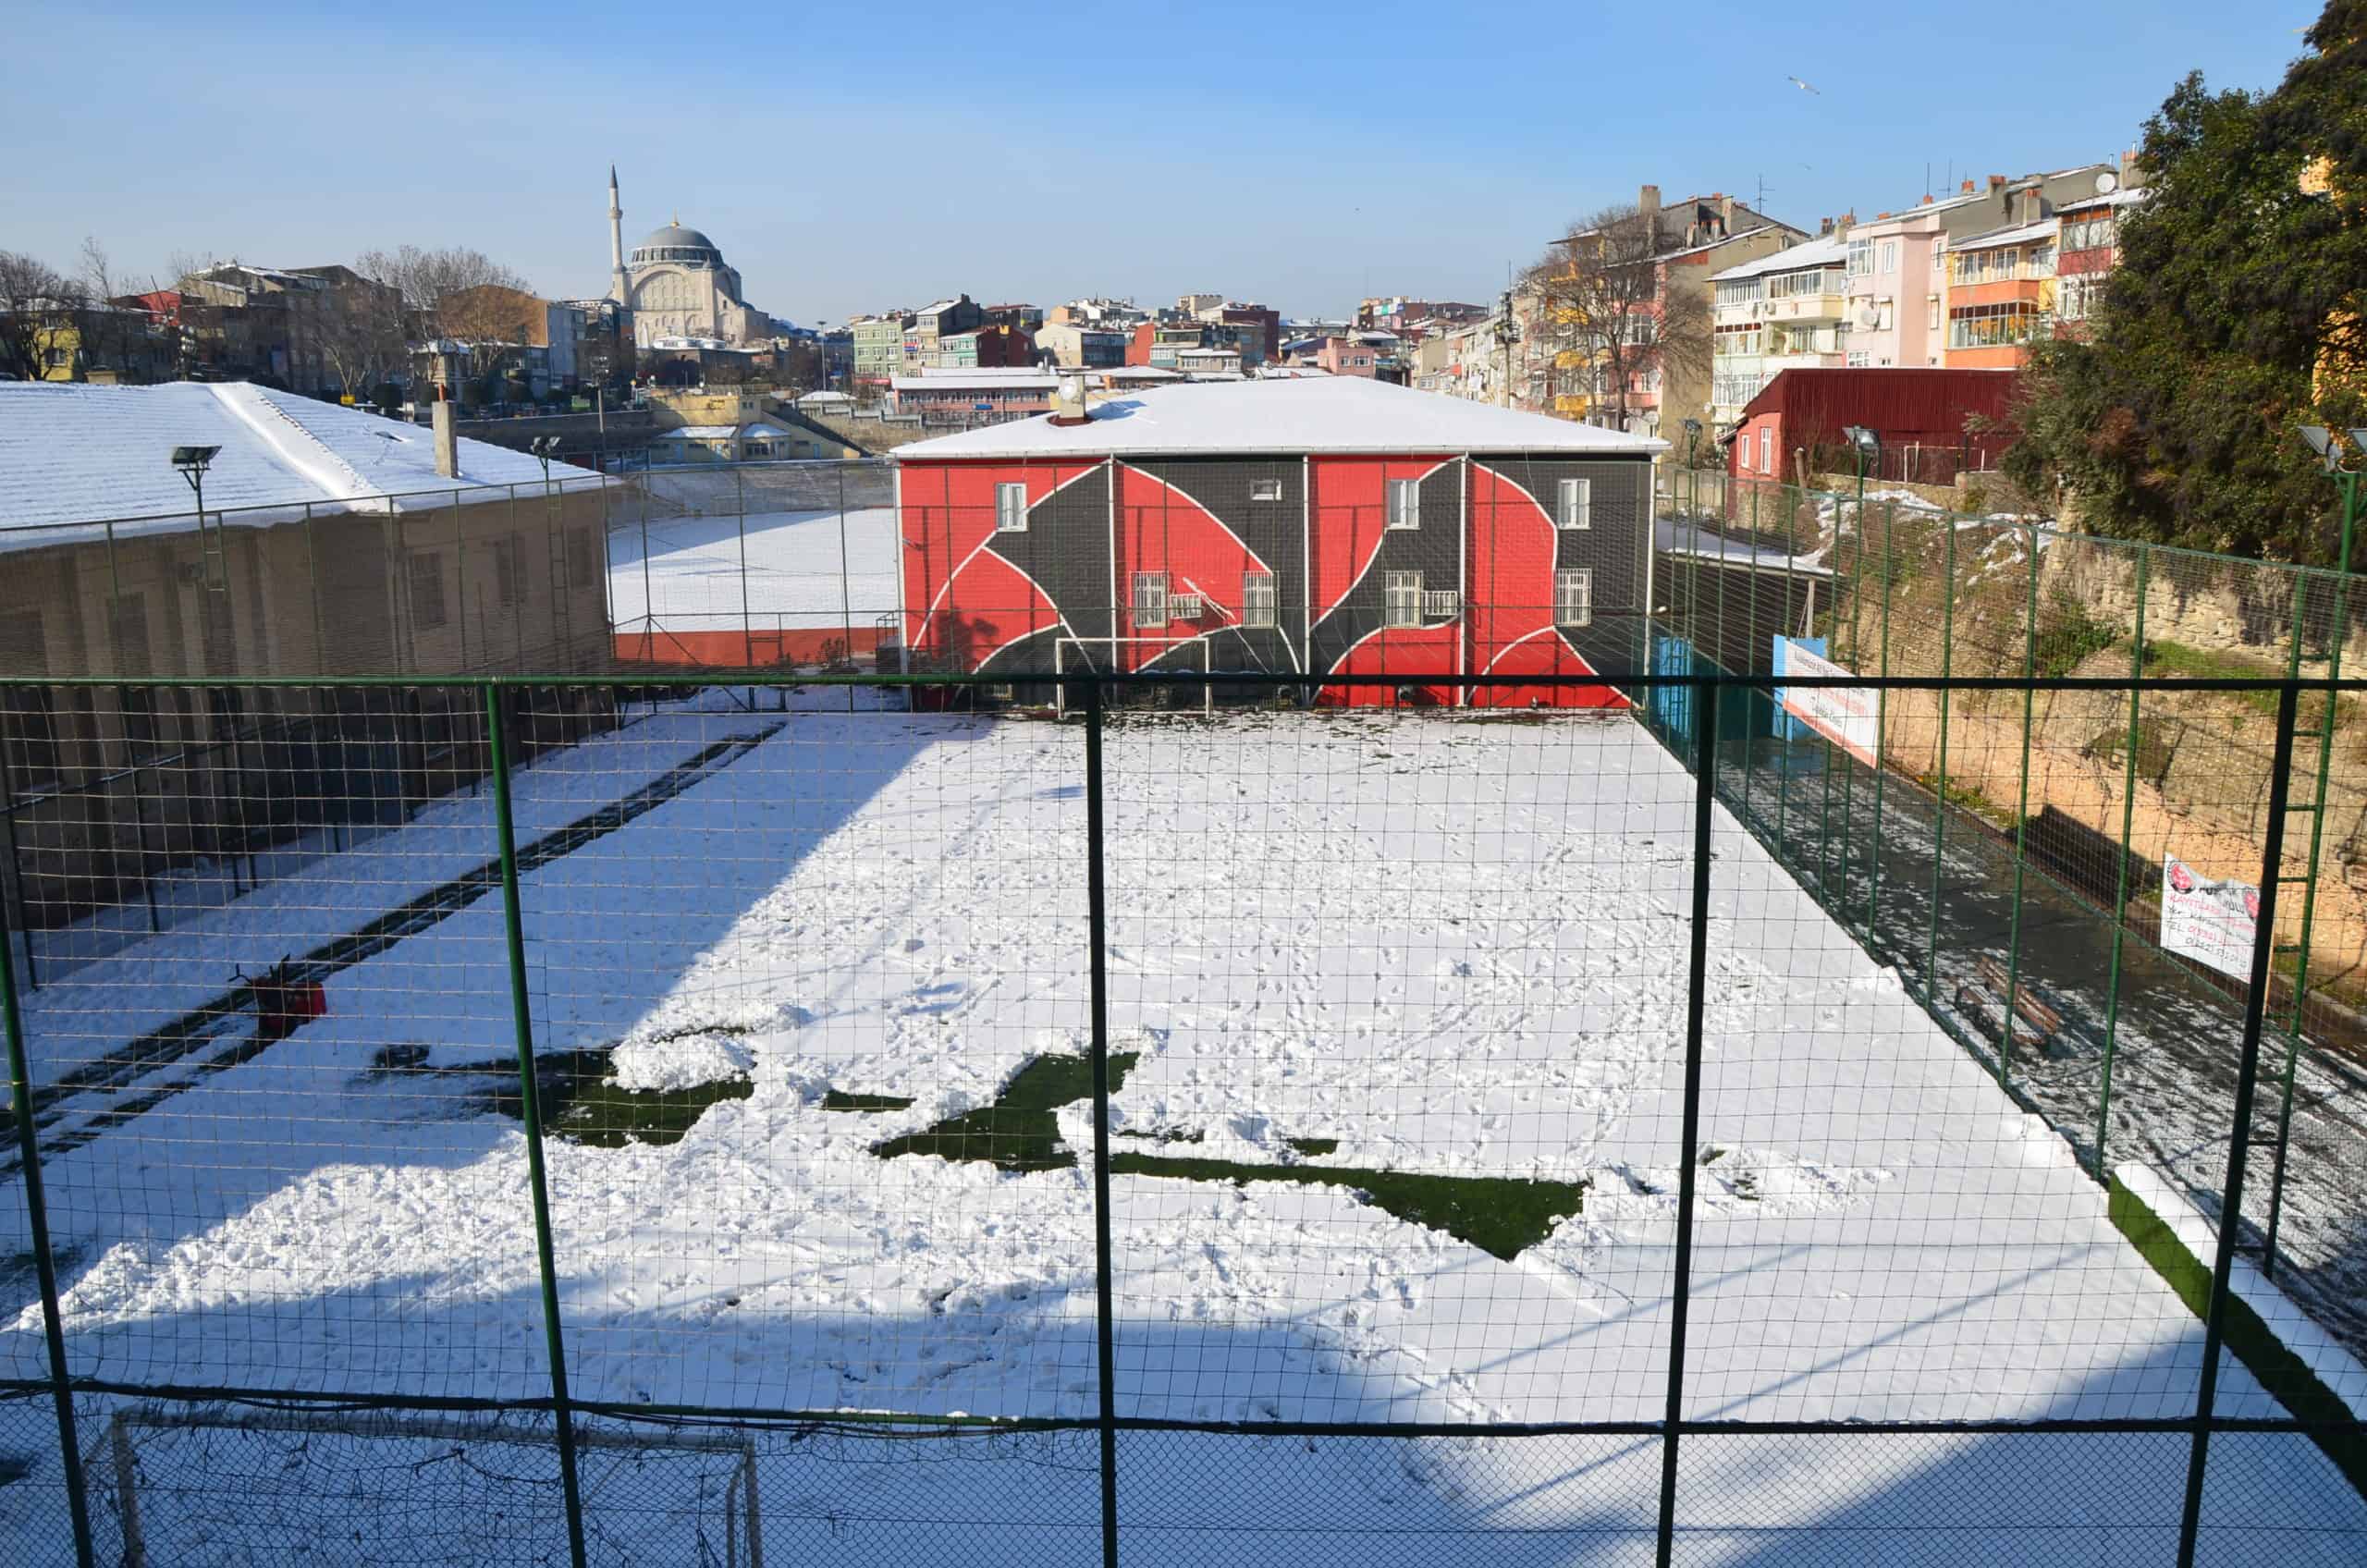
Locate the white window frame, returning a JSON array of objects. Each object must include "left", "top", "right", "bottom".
[
  {"left": 995, "top": 482, "right": 1027, "bottom": 533},
  {"left": 1242, "top": 571, "right": 1277, "bottom": 628},
  {"left": 1132, "top": 570, "right": 1169, "bottom": 628},
  {"left": 1383, "top": 570, "right": 1423, "bottom": 629},
  {"left": 1760, "top": 427, "right": 1772, "bottom": 472},
  {"left": 1554, "top": 569, "right": 1593, "bottom": 629},
  {"left": 1385, "top": 476, "right": 1421, "bottom": 529},
  {"left": 1250, "top": 477, "right": 1283, "bottom": 502},
  {"left": 1556, "top": 476, "right": 1592, "bottom": 530}
]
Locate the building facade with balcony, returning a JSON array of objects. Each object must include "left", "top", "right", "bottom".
[
  {"left": 2052, "top": 182, "right": 2146, "bottom": 340},
  {"left": 1943, "top": 216, "right": 2059, "bottom": 369},
  {"left": 1709, "top": 233, "right": 1849, "bottom": 431}
]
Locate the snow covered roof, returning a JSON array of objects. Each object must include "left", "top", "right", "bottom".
[
  {"left": 1655, "top": 515, "right": 1832, "bottom": 577},
  {"left": 0, "top": 382, "right": 606, "bottom": 536},
  {"left": 911, "top": 367, "right": 1060, "bottom": 383},
  {"left": 1656, "top": 225, "right": 1784, "bottom": 262},
  {"left": 894, "top": 377, "right": 1667, "bottom": 460},
  {"left": 1712, "top": 233, "right": 1848, "bottom": 282},
  {"left": 664, "top": 425, "right": 738, "bottom": 439},
  {"left": 891, "top": 372, "right": 1059, "bottom": 392},
  {"left": 796, "top": 390, "right": 853, "bottom": 404},
  {"left": 2057, "top": 186, "right": 2151, "bottom": 214},
  {"left": 1948, "top": 216, "right": 2060, "bottom": 252}
]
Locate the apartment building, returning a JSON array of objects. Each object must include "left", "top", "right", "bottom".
[
  {"left": 1943, "top": 212, "right": 2059, "bottom": 370},
  {"left": 1709, "top": 232, "right": 1849, "bottom": 430},
  {"left": 1838, "top": 165, "right": 2111, "bottom": 368}
]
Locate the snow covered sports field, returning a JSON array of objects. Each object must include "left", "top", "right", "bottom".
[{"left": 0, "top": 699, "right": 2361, "bottom": 1562}]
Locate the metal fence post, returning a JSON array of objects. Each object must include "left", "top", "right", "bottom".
[
  {"left": 1926, "top": 516, "right": 1956, "bottom": 997},
  {"left": 0, "top": 874, "right": 97, "bottom": 1568},
  {"left": 2000, "top": 524, "right": 2041, "bottom": 1084},
  {"left": 1867, "top": 500, "right": 1895, "bottom": 936},
  {"left": 1656, "top": 677, "right": 1720, "bottom": 1568},
  {"left": 1078, "top": 674, "right": 1120, "bottom": 1568},
  {"left": 2097, "top": 545, "right": 2150, "bottom": 1176},
  {"left": 482, "top": 682, "right": 590, "bottom": 1568},
  {"left": 2174, "top": 681, "right": 2302, "bottom": 1568}
]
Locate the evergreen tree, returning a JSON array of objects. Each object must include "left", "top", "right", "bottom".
[{"left": 2006, "top": 4, "right": 2367, "bottom": 564}]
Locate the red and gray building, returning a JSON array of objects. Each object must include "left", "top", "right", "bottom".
[{"left": 892, "top": 377, "right": 1663, "bottom": 707}]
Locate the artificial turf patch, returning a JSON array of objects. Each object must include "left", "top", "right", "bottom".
[
  {"left": 859, "top": 1050, "right": 1584, "bottom": 1257},
  {"left": 822, "top": 1090, "right": 916, "bottom": 1112},
  {"left": 872, "top": 1051, "right": 1141, "bottom": 1170},
  {"left": 1110, "top": 1154, "right": 1584, "bottom": 1261}
]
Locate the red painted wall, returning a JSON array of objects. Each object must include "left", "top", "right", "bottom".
[
  {"left": 1113, "top": 464, "right": 1279, "bottom": 670},
  {"left": 902, "top": 461, "right": 1092, "bottom": 668}
]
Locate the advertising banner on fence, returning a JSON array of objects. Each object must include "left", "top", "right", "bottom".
[
  {"left": 1773, "top": 637, "right": 1877, "bottom": 766},
  {"left": 2160, "top": 856, "right": 2261, "bottom": 982}
]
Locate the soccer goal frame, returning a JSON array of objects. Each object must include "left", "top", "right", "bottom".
[
  {"left": 96, "top": 1404, "right": 764, "bottom": 1568},
  {"left": 1052, "top": 636, "right": 1214, "bottom": 716}
]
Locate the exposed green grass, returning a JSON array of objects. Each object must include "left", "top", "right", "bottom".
[
  {"left": 2031, "top": 590, "right": 2122, "bottom": 679},
  {"left": 481, "top": 1047, "right": 754, "bottom": 1149},
  {"left": 1110, "top": 1154, "right": 1585, "bottom": 1261},
  {"left": 1285, "top": 1136, "right": 1340, "bottom": 1157},
  {"left": 873, "top": 1052, "right": 1141, "bottom": 1171},
  {"left": 822, "top": 1090, "right": 915, "bottom": 1112},
  {"left": 2140, "top": 638, "right": 2362, "bottom": 731}
]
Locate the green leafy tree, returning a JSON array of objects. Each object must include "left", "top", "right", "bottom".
[{"left": 2005, "top": 5, "right": 2367, "bottom": 564}]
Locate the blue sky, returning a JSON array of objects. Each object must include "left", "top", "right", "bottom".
[{"left": 0, "top": 1, "right": 2316, "bottom": 326}]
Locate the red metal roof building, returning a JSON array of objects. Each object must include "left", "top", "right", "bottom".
[{"left": 1726, "top": 367, "right": 2018, "bottom": 484}]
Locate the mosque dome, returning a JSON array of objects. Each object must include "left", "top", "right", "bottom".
[{"left": 631, "top": 224, "right": 723, "bottom": 267}]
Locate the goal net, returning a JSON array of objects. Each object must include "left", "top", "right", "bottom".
[{"left": 92, "top": 1405, "right": 762, "bottom": 1568}]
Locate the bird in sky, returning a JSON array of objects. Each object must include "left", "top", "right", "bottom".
[{"left": 1788, "top": 76, "right": 1821, "bottom": 94}]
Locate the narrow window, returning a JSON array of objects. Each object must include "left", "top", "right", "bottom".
[
  {"left": 995, "top": 481, "right": 1028, "bottom": 533},
  {"left": 1242, "top": 571, "right": 1277, "bottom": 628},
  {"left": 1760, "top": 427, "right": 1772, "bottom": 472},
  {"left": 410, "top": 552, "right": 449, "bottom": 630},
  {"left": 492, "top": 537, "right": 523, "bottom": 606},
  {"left": 1554, "top": 569, "right": 1593, "bottom": 628},
  {"left": 1384, "top": 570, "right": 1423, "bottom": 629},
  {"left": 1556, "top": 476, "right": 1592, "bottom": 530},
  {"left": 1133, "top": 570, "right": 1169, "bottom": 628},
  {"left": 1250, "top": 477, "right": 1283, "bottom": 502},
  {"left": 1385, "top": 476, "right": 1420, "bottom": 529},
  {"left": 565, "top": 527, "right": 598, "bottom": 592}
]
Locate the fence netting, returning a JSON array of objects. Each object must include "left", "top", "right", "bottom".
[{"left": 0, "top": 669, "right": 2357, "bottom": 1568}]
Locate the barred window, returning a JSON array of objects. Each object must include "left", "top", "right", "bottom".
[
  {"left": 1554, "top": 569, "right": 1593, "bottom": 628},
  {"left": 1384, "top": 570, "right": 1423, "bottom": 629},
  {"left": 1250, "top": 478, "right": 1283, "bottom": 502},
  {"left": 1133, "top": 571, "right": 1169, "bottom": 629},
  {"left": 1242, "top": 571, "right": 1277, "bottom": 629}
]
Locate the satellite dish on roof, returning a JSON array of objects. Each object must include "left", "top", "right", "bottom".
[
  {"left": 1856, "top": 305, "right": 1881, "bottom": 329},
  {"left": 2094, "top": 170, "right": 2119, "bottom": 196}
]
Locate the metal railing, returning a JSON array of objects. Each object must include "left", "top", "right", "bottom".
[{"left": 0, "top": 668, "right": 2357, "bottom": 1567}]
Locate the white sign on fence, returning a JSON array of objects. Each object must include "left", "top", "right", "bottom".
[
  {"left": 1774, "top": 638, "right": 1878, "bottom": 766},
  {"left": 2160, "top": 856, "right": 2261, "bottom": 983}
]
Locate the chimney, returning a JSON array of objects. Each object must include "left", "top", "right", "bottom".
[
  {"left": 1638, "top": 183, "right": 1661, "bottom": 219},
  {"left": 1988, "top": 174, "right": 2007, "bottom": 193},
  {"left": 1718, "top": 193, "right": 1735, "bottom": 231},
  {"left": 432, "top": 395, "right": 459, "bottom": 479},
  {"left": 1819, "top": 216, "right": 1834, "bottom": 237},
  {"left": 1048, "top": 368, "right": 1090, "bottom": 426}
]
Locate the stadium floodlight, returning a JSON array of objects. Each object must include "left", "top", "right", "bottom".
[
  {"left": 1843, "top": 424, "right": 1880, "bottom": 456},
  {"left": 2299, "top": 425, "right": 2337, "bottom": 470},
  {"left": 2349, "top": 429, "right": 2367, "bottom": 458},
  {"left": 170, "top": 444, "right": 222, "bottom": 522}
]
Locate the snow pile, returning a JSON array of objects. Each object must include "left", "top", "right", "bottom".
[{"left": 607, "top": 1030, "right": 754, "bottom": 1093}]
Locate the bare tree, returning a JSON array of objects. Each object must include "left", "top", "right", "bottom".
[
  {"left": 1521, "top": 204, "right": 1712, "bottom": 435},
  {"left": 355, "top": 245, "right": 531, "bottom": 337},
  {"left": 0, "top": 250, "right": 79, "bottom": 381}
]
